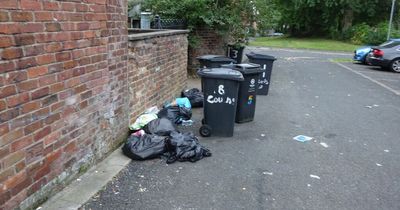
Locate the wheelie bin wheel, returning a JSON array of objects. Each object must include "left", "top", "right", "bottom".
[{"left": 199, "top": 125, "right": 212, "bottom": 137}]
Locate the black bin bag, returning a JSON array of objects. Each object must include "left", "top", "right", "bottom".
[
  {"left": 122, "top": 134, "right": 167, "bottom": 160},
  {"left": 181, "top": 88, "right": 204, "bottom": 108},
  {"left": 157, "top": 106, "right": 192, "bottom": 124},
  {"left": 165, "top": 131, "right": 211, "bottom": 163},
  {"left": 143, "top": 118, "right": 176, "bottom": 136}
]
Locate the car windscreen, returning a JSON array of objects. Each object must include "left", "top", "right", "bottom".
[{"left": 379, "top": 41, "right": 400, "bottom": 48}]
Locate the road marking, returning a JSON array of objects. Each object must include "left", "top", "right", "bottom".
[{"left": 333, "top": 62, "right": 400, "bottom": 96}]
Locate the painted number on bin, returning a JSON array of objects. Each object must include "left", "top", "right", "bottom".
[{"left": 207, "top": 84, "right": 236, "bottom": 105}]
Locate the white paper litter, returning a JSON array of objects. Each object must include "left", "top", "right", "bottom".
[
  {"left": 320, "top": 142, "right": 329, "bottom": 148},
  {"left": 310, "top": 174, "right": 321, "bottom": 179}
]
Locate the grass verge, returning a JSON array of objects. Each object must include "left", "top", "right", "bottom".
[{"left": 249, "top": 37, "right": 360, "bottom": 53}]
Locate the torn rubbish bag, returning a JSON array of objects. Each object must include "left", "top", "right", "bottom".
[
  {"left": 122, "top": 134, "right": 166, "bottom": 160},
  {"left": 181, "top": 88, "right": 204, "bottom": 108},
  {"left": 165, "top": 131, "right": 211, "bottom": 163},
  {"left": 143, "top": 118, "right": 176, "bottom": 136},
  {"left": 129, "top": 113, "right": 158, "bottom": 131},
  {"left": 157, "top": 106, "right": 192, "bottom": 124}
]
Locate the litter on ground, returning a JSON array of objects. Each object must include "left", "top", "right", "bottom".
[
  {"left": 320, "top": 142, "right": 329, "bottom": 148},
  {"left": 310, "top": 174, "right": 321, "bottom": 179},
  {"left": 293, "top": 135, "right": 313, "bottom": 142}
]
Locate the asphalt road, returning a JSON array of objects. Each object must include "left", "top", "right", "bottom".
[{"left": 83, "top": 48, "right": 400, "bottom": 210}]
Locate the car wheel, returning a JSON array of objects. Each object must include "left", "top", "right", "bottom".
[{"left": 390, "top": 58, "right": 400, "bottom": 73}]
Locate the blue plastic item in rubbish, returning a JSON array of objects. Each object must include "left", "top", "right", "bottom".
[{"left": 175, "top": 97, "right": 191, "bottom": 109}]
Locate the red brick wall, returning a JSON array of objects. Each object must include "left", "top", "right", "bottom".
[
  {"left": 188, "top": 27, "right": 226, "bottom": 73},
  {"left": 128, "top": 33, "right": 188, "bottom": 121},
  {"left": 0, "top": 0, "right": 129, "bottom": 209}
]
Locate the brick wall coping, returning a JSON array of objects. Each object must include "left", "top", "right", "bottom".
[{"left": 128, "top": 29, "right": 189, "bottom": 41}]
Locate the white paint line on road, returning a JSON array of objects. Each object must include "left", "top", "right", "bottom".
[{"left": 333, "top": 62, "right": 400, "bottom": 96}]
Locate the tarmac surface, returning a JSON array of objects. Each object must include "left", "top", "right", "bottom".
[{"left": 81, "top": 47, "right": 400, "bottom": 210}]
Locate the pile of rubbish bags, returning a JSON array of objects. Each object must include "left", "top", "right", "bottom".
[{"left": 123, "top": 92, "right": 210, "bottom": 164}]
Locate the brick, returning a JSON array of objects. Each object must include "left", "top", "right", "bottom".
[
  {"left": 15, "top": 34, "right": 35, "bottom": 46},
  {"left": 34, "top": 12, "right": 53, "bottom": 21},
  {"left": 15, "top": 160, "right": 26, "bottom": 173},
  {"left": 22, "top": 101, "right": 40, "bottom": 114},
  {"left": 39, "top": 75, "right": 57, "bottom": 86},
  {"left": 55, "top": 51, "right": 71, "bottom": 62},
  {"left": 17, "top": 57, "right": 37, "bottom": 70},
  {"left": 0, "top": 0, "right": 19, "bottom": 9},
  {"left": 60, "top": 22, "right": 75, "bottom": 31},
  {"left": 50, "top": 83, "right": 64, "bottom": 94},
  {"left": 0, "top": 168, "right": 14, "bottom": 184},
  {"left": 63, "top": 60, "right": 77, "bottom": 69},
  {"left": 24, "top": 120, "right": 43, "bottom": 135},
  {"left": 43, "top": 1, "right": 59, "bottom": 11},
  {"left": 0, "top": 23, "right": 20, "bottom": 34},
  {"left": 11, "top": 12, "right": 33, "bottom": 22},
  {"left": 24, "top": 45, "right": 44, "bottom": 56},
  {"left": 0, "top": 108, "right": 20, "bottom": 124},
  {"left": 27, "top": 66, "right": 47, "bottom": 79},
  {"left": 0, "top": 36, "right": 14, "bottom": 48},
  {"left": 63, "top": 41, "right": 78, "bottom": 50},
  {"left": 36, "top": 54, "right": 55, "bottom": 65},
  {"left": 45, "top": 148, "right": 61, "bottom": 164},
  {"left": 3, "top": 151, "right": 25, "bottom": 168},
  {"left": 31, "top": 87, "right": 49, "bottom": 100},
  {"left": 44, "top": 43, "right": 63, "bottom": 53},
  {"left": 44, "top": 112, "right": 60, "bottom": 124},
  {"left": 61, "top": 2, "right": 74, "bottom": 11},
  {"left": 68, "top": 13, "right": 83, "bottom": 21},
  {"left": 90, "top": 5, "right": 106, "bottom": 12},
  {"left": 0, "top": 129, "right": 23, "bottom": 147},
  {"left": 7, "top": 92, "right": 30, "bottom": 108},
  {"left": 32, "top": 127, "right": 48, "bottom": 142},
  {"left": 11, "top": 136, "right": 34, "bottom": 151},
  {"left": 20, "top": 23, "right": 44, "bottom": 33},
  {"left": 0, "top": 100, "right": 6, "bottom": 111},
  {"left": 72, "top": 49, "right": 85, "bottom": 58},
  {"left": 21, "top": 0, "right": 42, "bottom": 10},
  {"left": 0, "top": 61, "right": 15, "bottom": 73},
  {"left": 0, "top": 145, "right": 10, "bottom": 159},
  {"left": 9, "top": 113, "right": 34, "bottom": 130},
  {"left": 76, "top": 23, "right": 90, "bottom": 31},
  {"left": 1, "top": 48, "right": 23, "bottom": 60},
  {"left": 70, "top": 32, "right": 83, "bottom": 40},
  {"left": 28, "top": 177, "right": 47, "bottom": 196},
  {"left": 0, "top": 85, "right": 17, "bottom": 98},
  {"left": 0, "top": 11, "right": 9, "bottom": 22},
  {"left": 35, "top": 33, "right": 53, "bottom": 43},
  {"left": 26, "top": 142, "right": 44, "bottom": 163},
  {"left": 17, "top": 80, "right": 38, "bottom": 92},
  {"left": 10, "top": 175, "right": 31, "bottom": 197},
  {"left": 6, "top": 71, "right": 28, "bottom": 84},
  {"left": 76, "top": 4, "right": 88, "bottom": 12},
  {"left": 33, "top": 163, "right": 49, "bottom": 181},
  {"left": 81, "top": 90, "right": 92, "bottom": 100},
  {"left": 45, "top": 23, "right": 61, "bottom": 32}
]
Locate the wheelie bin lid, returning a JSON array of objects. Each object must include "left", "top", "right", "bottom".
[
  {"left": 220, "top": 63, "right": 263, "bottom": 74},
  {"left": 196, "top": 55, "right": 237, "bottom": 63},
  {"left": 246, "top": 52, "right": 277, "bottom": 61},
  {"left": 197, "top": 68, "right": 244, "bottom": 81}
]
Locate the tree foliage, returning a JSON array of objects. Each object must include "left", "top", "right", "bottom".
[{"left": 276, "top": 0, "right": 397, "bottom": 37}]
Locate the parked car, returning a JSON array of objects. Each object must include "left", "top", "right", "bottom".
[
  {"left": 353, "top": 39, "right": 400, "bottom": 64},
  {"left": 366, "top": 40, "right": 400, "bottom": 73}
]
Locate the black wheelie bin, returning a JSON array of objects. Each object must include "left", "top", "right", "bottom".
[
  {"left": 246, "top": 52, "right": 277, "bottom": 95},
  {"left": 222, "top": 63, "right": 263, "bottom": 123},
  {"left": 197, "top": 68, "right": 244, "bottom": 137},
  {"left": 197, "top": 55, "right": 237, "bottom": 68}
]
